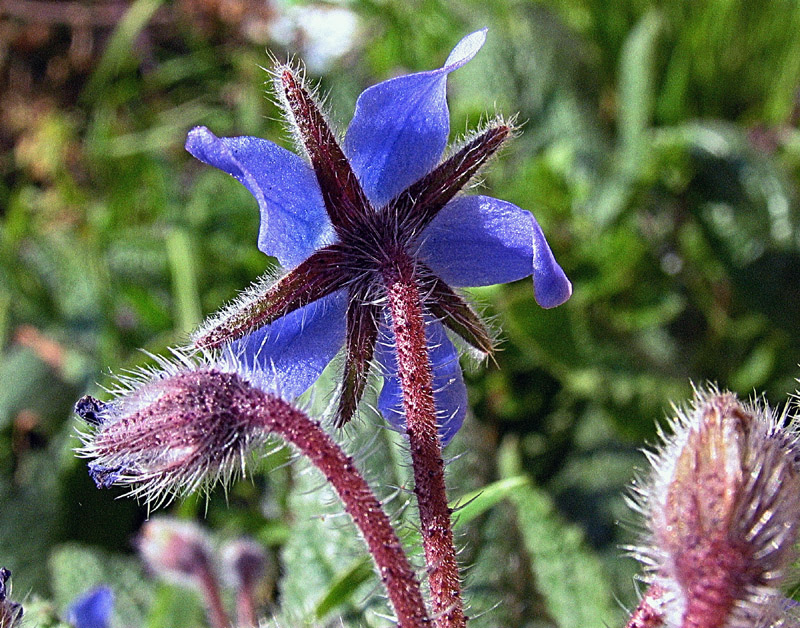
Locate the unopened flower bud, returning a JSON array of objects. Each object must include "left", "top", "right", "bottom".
[
  {"left": 631, "top": 388, "right": 800, "bottom": 628},
  {"left": 138, "top": 517, "right": 231, "bottom": 628},
  {"left": 223, "top": 539, "right": 270, "bottom": 627},
  {"left": 0, "top": 568, "right": 23, "bottom": 627},
  {"left": 222, "top": 539, "right": 268, "bottom": 592},
  {"left": 138, "top": 518, "right": 214, "bottom": 586},
  {"left": 74, "top": 352, "right": 275, "bottom": 505}
]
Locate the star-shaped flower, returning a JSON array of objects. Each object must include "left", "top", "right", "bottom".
[{"left": 185, "top": 29, "right": 571, "bottom": 443}]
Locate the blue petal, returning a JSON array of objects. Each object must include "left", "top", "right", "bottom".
[
  {"left": 418, "top": 195, "right": 572, "bottom": 308},
  {"left": 186, "top": 126, "right": 334, "bottom": 268},
  {"left": 66, "top": 586, "right": 114, "bottom": 628},
  {"left": 344, "top": 29, "right": 487, "bottom": 207},
  {"left": 375, "top": 318, "right": 467, "bottom": 445},
  {"left": 233, "top": 291, "right": 347, "bottom": 398}
]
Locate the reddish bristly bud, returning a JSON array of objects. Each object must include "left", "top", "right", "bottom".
[
  {"left": 75, "top": 351, "right": 430, "bottom": 626},
  {"left": 75, "top": 351, "right": 275, "bottom": 508},
  {"left": 0, "top": 568, "right": 23, "bottom": 628},
  {"left": 630, "top": 387, "right": 800, "bottom": 628}
]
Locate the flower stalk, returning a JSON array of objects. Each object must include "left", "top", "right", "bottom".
[
  {"left": 384, "top": 253, "right": 465, "bottom": 628},
  {"left": 77, "top": 366, "right": 430, "bottom": 628},
  {"left": 261, "top": 392, "right": 431, "bottom": 628}
]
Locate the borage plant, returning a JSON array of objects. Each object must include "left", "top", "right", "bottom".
[{"left": 74, "top": 29, "right": 571, "bottom": 628}]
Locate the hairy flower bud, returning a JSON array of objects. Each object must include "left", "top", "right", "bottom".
[
  {"left": 0, "top": 568, "right": 23, "bottom": 628},
  {"left": 75, "top": 352, "right": 276, "bottom": 506},
  {"left": 631, "top": 388, "right": 800, "bottom": 628},
  {"left": 222, "top": 539, "right": 268, "bottom": 592}
]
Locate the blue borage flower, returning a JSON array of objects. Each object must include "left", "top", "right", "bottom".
[
  {"left": 186, "top": 29, "right": 571, "bottom": 443},
  {"left": 66, "top": 586, "right": 114, "bottom": 628}
]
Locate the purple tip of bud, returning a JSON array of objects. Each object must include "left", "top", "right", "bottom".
[
  {"left": 0, "top": 568, "right": 23, "bottom": 626},
  {"left": 75, "top": 356, "right": 280, "bottom": 506},
  {"left": 223, "top": 539, "right": 268, "bottom": 590},
  {"left": 88, "top": 463, "right": 121, "bottom": 489},
  {"left": 0, "top": 568, "right": 10, "bottom": 600},
  {"left": 75, "top": 396, "right": 109, "bottom": 427},
  {"left": 65, "top": 586, "right": 114, "bottom": 628},
  {"left": 138, "top": 518, "right": 213, "bottom": 586}
]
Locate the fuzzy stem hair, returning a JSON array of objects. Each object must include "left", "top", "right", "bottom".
[{"left": 383, "top": 252, "right": 466, "bottom": 628}]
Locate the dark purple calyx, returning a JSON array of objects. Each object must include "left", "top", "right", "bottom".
[{"left": 195, "top": 68, "right": 511, "bottom": 428}]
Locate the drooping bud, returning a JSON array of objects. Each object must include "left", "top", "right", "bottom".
[
  {"left": 75, "top": 351, "right": 275, "bottom": 506},
  {"left": 223, "top": 539, "right": 269, "bottom": 628},
  {"left": 630, "top": 388, "right": 800, "bottom": 628},
  {"left": 76, "top": 352, "right": 431, "bottom": 626},
  {"left": 138, "top": 518, "right": 214, "bottom": 586},
  {"left": 0, "top": 568, "right": 23, "bottom": 628},
  {"left": 138, "top": 517, "right": 230, "bottom": 628}
]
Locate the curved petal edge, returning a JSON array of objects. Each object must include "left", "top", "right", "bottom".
[
  {"left": 344, "top": 30, "right": 488, "bottom": 207},
  {"left": 186, "top": 126, "right": 333, "bottom": 268}
]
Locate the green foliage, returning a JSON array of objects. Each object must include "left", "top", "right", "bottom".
[{"left": 2, "top": 0, "right": 800, "bottom": 625}]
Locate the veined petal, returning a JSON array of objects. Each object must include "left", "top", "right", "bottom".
[
  {"left": 344, "top": 29, "right": 487, "bottom": 207},
  {"left": 185, "top": 126, "right": 333, "bottom": 268},
  {"left": 232, "top": 290, "right": 347, "bottom": 399},
  {"left": 418, "top": 195, "right": 572, "bottom": 307},
  {"left": 376, "top": 318, "right": 467, "bottom": 445}
]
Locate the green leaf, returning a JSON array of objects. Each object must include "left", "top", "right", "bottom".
[
  {"left": 618, "top": 11, "right": 662, "bottom": 172},
  {"left": 83, "top": 0, "right": 165, "bottom": 97},
  {"left": 313, "top": 558, "right": 375, "bottom": 620},
  {"left": 166, "top": 228, "right": 203, "bottom": 335},
  {"left": 500, "top": 469, "right": 620, "bottom": 627},
  {"left": 145, "top": 583, "right": 207, "bottom": 628},
  {"left": 49, "top": 543, "right": 155, "bottom": 627},
  {"left": 453, "top": 476, "right": 531, "bottom": 527}
]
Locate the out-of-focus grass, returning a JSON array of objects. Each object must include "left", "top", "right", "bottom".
[{"left": 2, "top": 0, "right": 800, "bottom": 625}]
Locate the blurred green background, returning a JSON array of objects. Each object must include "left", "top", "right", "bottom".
[{"left": 2, "top": 0, "right": 800, "bottom": 626}]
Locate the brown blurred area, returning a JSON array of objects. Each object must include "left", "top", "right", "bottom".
[{"left": 0, "top": 0, "right": 277, "bottom": 180}]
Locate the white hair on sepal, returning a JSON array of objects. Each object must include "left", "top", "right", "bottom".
[
  {"left": 266, "top": 56, "right": 345, "bottom": 166},
  {"left": 191, "top": 266, "right": 283, "bottom": 350}
]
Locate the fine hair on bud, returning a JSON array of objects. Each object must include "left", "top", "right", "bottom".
[
  {"left": 629, "top": 386, "right": 800, "bottom": 628},
  {"left": 74, "top": 350, "right": 277, "bottom": 508}
]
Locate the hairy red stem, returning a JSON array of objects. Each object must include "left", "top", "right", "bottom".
[
  {"left": 196, "top": 557, "right": 231, "bottom": 628},
  {"left": 384, "top": 254, "right": 466, "bottom": 628},
  {"left": 259, "top": 395, "right": 430, "bottom": 627},
  {"left": 236, "top": 585, "right": 257, "bottom": 628}
]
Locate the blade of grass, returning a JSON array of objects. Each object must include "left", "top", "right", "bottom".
[
  {"left": 82, "top": 0, "right": 165, "bottom": 100},
  {"left": 166, "top": 229, "right": 202, "bottom": 336}
]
